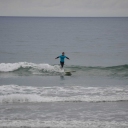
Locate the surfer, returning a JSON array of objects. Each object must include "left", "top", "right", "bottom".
[{"left": 55, "top": 52, "right": 70, "bottom": 68}]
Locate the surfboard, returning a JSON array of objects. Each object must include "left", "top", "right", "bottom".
[
  {"left": 65, "top": 71, "right": 72, "bottom": 76},
  {"left": 59, "top": 66, "right": 75, "bottom": 76}
]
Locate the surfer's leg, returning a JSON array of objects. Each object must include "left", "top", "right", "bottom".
[
  {"left": 60, "top": 62, "right": 64, "bottom": 68},
  {"left": 62, "top": 62, "right": 64, "bottom": 68},
  {"left": 60, "top": 62, "right": 62, "bottom": 68}
]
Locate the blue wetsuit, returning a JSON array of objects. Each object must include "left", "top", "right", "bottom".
[{"left": 56, "top": 55, "right": 69, "bottom": 68}]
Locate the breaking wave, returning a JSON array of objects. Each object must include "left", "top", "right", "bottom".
[
  {"left": 0, "top": 62, "right": 128, "bottom": 77},
  {"left": 0, "top": 85, "right": 128, "bottom": 104},
  {"left": 0, "top": 62, "right": 64, "bottom": 76}
]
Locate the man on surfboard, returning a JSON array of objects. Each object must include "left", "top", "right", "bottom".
[{"left": 55, "top": 52, "right": 70, "bottom": 68}]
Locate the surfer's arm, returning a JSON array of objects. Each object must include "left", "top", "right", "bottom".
[
  {"left": 55, "top": 56, "right": 59, "bottom": 59},
  {"left": 66, "top": 57, "right": 70, "bottom": 60}
]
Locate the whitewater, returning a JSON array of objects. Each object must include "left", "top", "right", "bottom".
[
  {"left": 1, "top": 84, "right": 128, "bottom": 103},
  {"left": 0, "top": 62, "right": 128, "bottom": 78}
]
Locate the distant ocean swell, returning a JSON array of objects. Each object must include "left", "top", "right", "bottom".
[
  {"left": 0, "top": 62, "right": 128, "bottom": 77},
  {"left": 0, "top": 85, "right": 128, "bottom": 104}
]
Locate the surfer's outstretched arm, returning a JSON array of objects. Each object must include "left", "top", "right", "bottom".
[
  {"left": 66, "top": 57, "right": 70, "bottom": 60},
  {"left": 55, "top": 56, "right": 59, "bottom": 59}
]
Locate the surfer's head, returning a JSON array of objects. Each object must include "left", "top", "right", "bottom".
[{"left": 62, "top": 52, "right": 65, "bottom": 55}]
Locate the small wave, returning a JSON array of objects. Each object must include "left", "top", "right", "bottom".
[
  {"left": 0, "top": 62, "right": 128, "bottom": 77},
  {"left": 0, "top": 94, "right": 128, "bottom": 103},
  {"left": 69, "top": 64, "right": 128, "bottom": 71},
  {"left": 0, "top": 62, "right": 63, "bottom": 76},
  {"left": 68, "top": 64, "right": 128, "bottom": 78},
  {"left": 0, "top": 85, "right": 128, "bottom": 104}
]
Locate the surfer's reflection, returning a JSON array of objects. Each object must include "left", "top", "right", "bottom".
[{"left": 60, "top": 75, "right": 65, "bottom": 80}]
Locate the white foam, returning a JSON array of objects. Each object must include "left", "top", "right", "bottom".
[
  {"left": 0, "top": 94, "right": 43, "bottom": 103},
  {"left": 0, "top": 63, "right": 21, "bottom": 72},
  {"left": 0, "top": 94, "right": 128, "bottom": 104},
  {"left": 0, "top": 85, "right": 128, "bottom": 103},
  {"left": 0, "top": 62, "right": 62, "bottom": 73}
]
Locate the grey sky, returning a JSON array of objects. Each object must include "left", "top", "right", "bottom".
[{"left": 0, "top": 0, "right": 128, "bottom": 17}]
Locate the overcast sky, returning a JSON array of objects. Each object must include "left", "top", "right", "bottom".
[{"left": 0, "top": 0, "right": 128, "bottom": 17}]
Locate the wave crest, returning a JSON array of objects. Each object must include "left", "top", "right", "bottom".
[
  {"left": 0, "top": 62, "right": 63, "bottom": 75},
  {"left": 0, "top": 62, "right": 128, "bottom": 77}
]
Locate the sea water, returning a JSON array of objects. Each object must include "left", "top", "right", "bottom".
[{"left": 0, "top": 17, "right": 128, "bottom": 128}]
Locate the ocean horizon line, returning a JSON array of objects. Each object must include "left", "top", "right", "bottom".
[{"left": 0, "top": 16, "right": 128, "bottom": 18}]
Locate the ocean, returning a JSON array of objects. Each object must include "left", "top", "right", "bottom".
[{"left": 0, "top": 17, "right": 128, "bottom": 128}]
